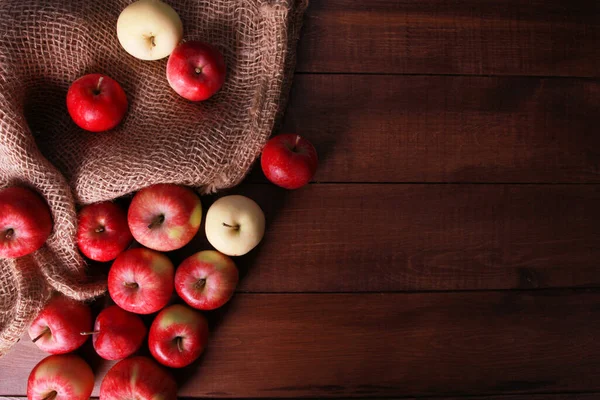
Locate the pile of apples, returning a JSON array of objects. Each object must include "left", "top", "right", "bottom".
[
  {"left": 25, "top": 183, "right": 267, "bottom": 400},
  {"left": 0, "top": 0, "right": 319, "bottom": 399}
]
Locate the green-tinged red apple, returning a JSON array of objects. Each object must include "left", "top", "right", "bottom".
[
  {"left": 100, "top": 356, "right": 177, "bottom": 400},
  {"left": 148, "top": 304, "right": 209, "bottom": 368},
  {"left": 175, "top": 250, "right": 238, "bottom": 310},
  {"left": 128, "top": 184, "right": 202, "bottom": 252},
  {"left": 108, "top": 247, "right": 174, "bottom": 314},
  {"left": 27, "top": 354, "right": 94, "bottom": 400}
]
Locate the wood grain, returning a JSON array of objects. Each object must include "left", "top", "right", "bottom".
[
  {"left": 298, "top": 0, "right": 600, "bottom": 76},
  {"left": 173, "top": 183, "right": 600, "bottom": 292},
  {"left": 2, "top": 291, "right": 600, "bottom": 397},
  {"left": 257, "top": 75, "right": 600, "bottom": 183}
]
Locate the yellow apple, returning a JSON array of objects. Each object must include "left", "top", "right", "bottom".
[
  {"left": 205, "top": 195, "right": 265, "bottom": 256},
  {"left": 117, "top": 0, "right": 183, "bottom": 61}
]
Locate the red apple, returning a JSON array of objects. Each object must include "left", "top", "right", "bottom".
[
  {"left": 175, "top": 250, "right": 238, "bottom": 310},
  {"left": 66, "top": 73, "right": 128, "bottom": 132},
  {"left": 149, "top": 304, "right": 209, "bottom": 368},
  {"left": 100, "top": 356, "right": 177, "bottom": 400},
  {"left": 0, "top": 186, "right": 52, "bottom": 258},
  {"left": 86, "top": 305, "right": 147, "bottom": 360},
  {"left": 77, "top": 201, "right": 133, "bottom": 262},
  {"left": 28, "top": 296, "right": 92, "bottom": 354},
  {"left": 261, "top": 134, "right": 318, "bottom": 189},
  {"left": 27, "top": 354, "right": 94, "bottom": 400},
  {"left": 166, "top": 40, "right": 226, "bottom": 101},
  {"left": 127, "top": 184, "right": 202, "bottom": 252},
  {"left": 108, "top": 247, "right": 174, "bottom": 314}
]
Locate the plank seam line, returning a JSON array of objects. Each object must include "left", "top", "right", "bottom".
[
  {"left": 236, "top": 287, "right": 600, "bottom": 295},
  {"left": 246, "top": 182, "right": 600, "bottom": 186},
  {"left": 295, "top": 71, "right": 600, "bottom": 81}
]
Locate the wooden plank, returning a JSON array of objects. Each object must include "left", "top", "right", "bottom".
[
  {"left": 298, "top": 0, "right": 600, "bottom": 76},
  {"left": 1, "top": 291, "right": 600, "bottom": 397},
  {"left": 172, "top": 183, "right": 600, "bottom": 292},
  {"left": 260, "top": 75, "right": 600, "bottom": 183}
]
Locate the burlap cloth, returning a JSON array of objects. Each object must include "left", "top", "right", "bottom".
[{"left": 0, "top": 0, "right": 308, "bottom": 356}]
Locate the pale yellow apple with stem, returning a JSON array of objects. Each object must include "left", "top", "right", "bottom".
[
  {"left": 205, "top": 195, "right": 265, "bottom": 256},
  {"left": 117, "top": 0, "right": 183, "bottom": 61}
]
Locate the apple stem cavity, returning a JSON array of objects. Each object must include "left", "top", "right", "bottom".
[
  {"left": 124, "top": 281, "right": 139, "bottom": 289},
  {"left": 148, "top": 214, "right": 165, "bottom": 230},
  {"left": 32, "top": 328, "right": 50, "bottom": 343},
  {"left": 95, "top": 226, "right": 105, "bottom": 233},
  {"left": 195, "top": 66, "right": 203, "bottom": 74},
  {"left": 176, "top": 336, "right": 183, "bottom": 353},
  {"left": 194, "top": 278, "right": 206, "bottom": 289},
  {"left": 42, "top": 391, "right": 58, "bottom": 400},
  {"left": 1, "top": 228, "right": 14, "bottom": 241},
  {"left": 222, "top": 222, "right": 240, "bottom": 230},
  {"left": 80, "top": 331, "right": 100, "bottom": 336}
]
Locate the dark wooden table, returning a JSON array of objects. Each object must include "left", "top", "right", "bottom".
[{"left": 2, "top": 1, "right": 600, "bottom": 399}]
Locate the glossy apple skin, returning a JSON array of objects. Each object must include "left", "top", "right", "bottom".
[
  {"left": 149, "top": 304, "right": 209, "bottom": 368},
  {"left": 27, "top": 354, "right": 94, "bottom": 400},
  {"left": 28, "top": 296, "right": 92, "bottom": 354},
  {"left": 0, "top": 186, "right": 52, "bottom": 258},
  {"left": 108, "top": 247, "right": 175, "bottom": 314},
  {"left": 261, "top": 134, "right": 318, "bottom": 189},
  {"left": 128, "top": 184, "right": 202, "bottom": 252},
  {"left": 92, "top": 305, "right": 147, "bottom": 360},
  {"left": 175, "top": 250, "right": 238, "bottom": 310},
  {"left": 100, "top": 356, "right": 177, "bottom": 400},
  {"left": 166, "top": 40, "right": 226, "bottom": 101},
  {"left": 77, "top": 201, "right": 133, "bottom": 262},
  {"left": 66, "top": 73, "right": 128, "bottom": 132}
]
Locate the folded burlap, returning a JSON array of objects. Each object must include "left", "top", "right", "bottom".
[{"left": 0, "top": 0, "right": 307, "bottom": 356}]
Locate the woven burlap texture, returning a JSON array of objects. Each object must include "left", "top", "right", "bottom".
[{"left": 0, "top": 0, "right": 308, "bottom": 356}]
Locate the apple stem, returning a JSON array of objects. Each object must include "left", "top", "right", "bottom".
[
  {"left": 148, "top": 214, "right": 165, "bottom": 230},
  {"left": 222, "top": 222, "right": 240, "bottom": 230},
  {"left": 176, "top": 337, "right": 183, "bottom": 353},
  {"left": 124, "top": 282, "right": 139, "bottom": 289},
  {"left": 95, "top": 76, "right": 104, "bottom": 94},
  {"left": 194, "top": 278, "right": 206, "bottom": 289},
  {"left": 294, "top": 135, "right": 301, "bottom": 149},
  {"left": 95, "top": 226, "right": 105, "bottom": 233},
  {"left": 195, "top": 66, "right": 203, "bottom": 74},
  {"left": 150, "top": 35, "right": 156, "bottom": 47},
  {"left": 42, "top": 391, "right": 57, "bottom": 400},
  {"left": 32, "top": 328, "right": 49, "bottom": 343},
  {"left": 80, "top": 331, "right": 100, "bottom": 336},
  {"left": 1, "top": 228, "right": 14, "bottom": 241}
]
